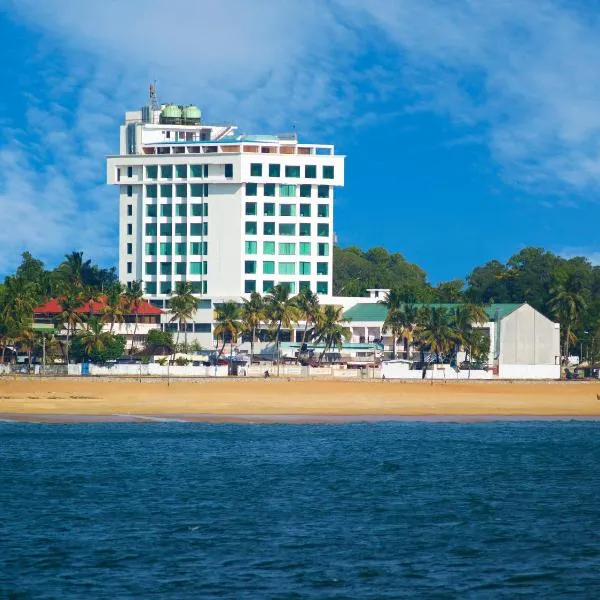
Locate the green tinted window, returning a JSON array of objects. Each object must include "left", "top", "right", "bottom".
[
  {"left": 190, "top": 262, "right": 207, "bottom": 275},
  {"left": 160, "top": 204, "right": 172, "bottom": 217},
  {"left": 300, "top": 185, "right": 312, "bottom": 198},
  {"left": 145, "top": 262, "right": 156, "bottom": 275},
  {"left": 279, "top": 184, "right": 296, "bottom": 197},
  {"left": 263, "top": 241, "right": 275, "bottom": 255},
  {"left": 245, "top": 241, "right": 257, "bottom": 254},
  {"left": 145, "top": 282, "right": 157, "bottom": 294},
  {"left": 280, "top": 204, "right": 296, "bottom": 217},
  {"left": 305, "top": 165, "right": 316, "bottom": 178},
  {"left": 245, "top": 222, "right": 257, "bottom": 235},
  {"left": 299, "top": 223, "right": 311, "bottom": 236},
  {"left": 161, "top": 165, "right": 172, "bottom": 179},
  {"left": 160, "top": 184, "right": 172, "bottom": 197},
  {"left": 175, "top": 204, "right": 187, "bottom": 217},
  {"left": 175, "top": 223, "right": 186, "bottom": 236},
  {"left": 245, "top": 202, "right": 257, "bottom": 216},
  {"left": 268, "top": 164, "right": 280, "bottom": 177},
  {"left": 263, "top": 261, "right": 275, "bottom": 274},
  {"left": 146, "top": 165, "right": 158, "bottom": 179},
  {"left": 245, "top": 260, "right": 256, "bottom": 274},
  {"left": 146, "top": 204, "right": 157, "bottom": 217},
  {"left": 146, "top": 184, "right": 157, "bottom": 198},
  {"left": 318, "top": 185, "right": 329, "bottom": 198},
  {"left": 264, "top": 183, "right": 276, "bottom": 197},
  {"left": 250, "top": 163, "right": 262, "bottom": 176},
  {"left": 246, "top": 183, "right": 258, "bottom": 196},
  {"left": 245, "top": 280, "right": 256, "bottom": 293},
  {"left": 264, "top": 202, "right": 275, "bottom": 216},
  {"left": 317, "top": 204, "right": 329, "bottom": 217},
  {"left": 318, "top": 223, "right": 329, "bottom": 237},
  {"left": 279, "top": 223, "right": 295, "bottom": 236},
  {"left": 145, "top": 243, "right": 156, "bottom": 255},
  {"left": 317, "top": 282, "right": 328, "bottom": 294},
  {"left": 300, "top": 204, "right": 311, "bottom": 217},
  {"left": 299, "top": 262, "right": 311, "bottom": 275},
  {"left": 160, "top": 282, "right": 171, "bottom": 295},
  {"left": 145, "top": 223, "right": 157, "bottom": 236},
  {"left": 278, "top": 262, "right": 295, "bottom": 275},
  {"left": 263, "top": 280, "right": 274, "bottom": 293},
  {"left": 160, "top": 243, "right": 172, "bottom": 255},
  {"left": 160, "top": 262, "right": 172, "bottom": 275},
  {"left": 160, "top": 223, "right": 171, "bottom": 236},
  {"left": 278, "top": 242, "right": 296, "bottom": 255},
  {"left": 317, "top": 262, "right": 328, "bottom": 275},
  {"left": 285, "top": 166, "right": 300, "bottom": 178},
  {"left": 263, "top": 222, "right": 275, "bottom": 235},
  {"left": 317, "top": 243, "right": 329, "bottom": 256},
  {"left": 190, "top": 165, "right": 202, "bottom": 178},
  {"left": 323, "top": 166, "right": 334, "bottom": 179},
  {"left": 299, "top": 242, "right": 311, "bottom": 256},
  {"left": 175, "top": 165, "right": 187, "bottom": 178},
  {"left": 175, "top": 184, "right": 187, "bottom": 197}
]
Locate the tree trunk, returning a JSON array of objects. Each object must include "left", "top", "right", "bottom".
[
  {"left": 65, "top": 324, "right": 70, "bottom": 365},
  {"left": 319, "top": 341, "right": 329, "bottom": 365},
  {"left": 250, "top": 327, "right": 255, "bottom": 364},
  {"left": 130, "top": 313, "right": 139, "bottom": 355},
  {"left": 565, "top": 324, "right": 570, "bottom": 365},
  {"left": 229, "top": 339, "right": 234, "bottom": 375},
  {"left": 392, "top": 334, "right": 397, "bottom": 360}
]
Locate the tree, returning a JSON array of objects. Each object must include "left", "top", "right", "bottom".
[
  {"left": 213, "top": 301, "right": 241, "bottom": 369},
  {"left": 312, "top": 305, "right": 351, "bottom": 364},
  {"left": 379, "top": 289, "right": 417, "bottom": 359},
  {"left": 452, "top": 304, "right": 489, "bottom": 376},
  {"left": 265, "top": 284, "right": 300, "bottom": 364},
  {"left": 71, "top": 330, "right": 126, "bottom": 363},
  {"left": 549, "top": 284, "right": 586, "bottom": 363},
  {"left": 77, "top": 317, "right": 112, "bottom": 359},
  {"left": 239, "top": 292, "right": 265, "bottom": 363},
  {"left": 55, "top": 293, "right": 84, "bottom": 364},
  {"left": 168, "top": 281, "right": 196, "bottom": 351},
  {"left": 293, "top": 288, "right": 320, "bottom": 347},
  {"left": 56, "top": 251, "right": 93, "bottom": 291},
  {"left": 101, "top": 283, "right": 126, "bottom": 334},
  {"left": 416, "top": 306, "right": 455, "bottom": 364},
  {"left": 124, "top": 281, "right": 144, "bottom": 353}
]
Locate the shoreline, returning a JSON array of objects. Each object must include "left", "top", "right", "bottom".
[{"left": 1, "top": 377, "right": 600, "bottom": 422}]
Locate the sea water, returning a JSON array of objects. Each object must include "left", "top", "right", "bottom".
[{"left": 1, "top": 421, "right": 599, "bottom": 598}]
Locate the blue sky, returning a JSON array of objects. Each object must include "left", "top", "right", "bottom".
[{"left": 1, "top": 0, "right": 600, "bottom": 283}]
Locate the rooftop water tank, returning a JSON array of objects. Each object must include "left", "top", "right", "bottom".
[
  {"left": 160, "top": 104, "right": 182, "bottom": 124},
  {"left": 182, "top": 104, "right": 201, "bottom": 124}
]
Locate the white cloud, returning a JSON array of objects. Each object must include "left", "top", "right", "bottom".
[{"left": 558, "top": 247, "right": 600, "bottom": 266}]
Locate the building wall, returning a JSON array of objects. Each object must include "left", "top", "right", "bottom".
[{"left": 498, "top": 304, "right": 560, "bottom": 366}]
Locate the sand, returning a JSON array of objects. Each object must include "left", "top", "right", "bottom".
[{"left": 1, "top": 377, "right": 600, "bottom": 422}]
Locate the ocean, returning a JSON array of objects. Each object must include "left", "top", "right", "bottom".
[{"left": 1, "top": 421, "right": 599, "bottom": 598}]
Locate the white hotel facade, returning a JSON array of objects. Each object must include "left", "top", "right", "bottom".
[{"left": 107, "top": 102, "right": 344, "bottom": 343}]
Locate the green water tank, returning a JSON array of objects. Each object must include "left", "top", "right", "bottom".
[
  {"left": 182, "top": 105, "right": 201, "bottom": 124},
  {"left": 160, "top": 104, "right": 182, "bottom": 124}
]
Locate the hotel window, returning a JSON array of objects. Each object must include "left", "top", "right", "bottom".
[
  {"left": 318, "top": 185, "right": 330, "bottom": 198},
  {"left": 264, "top": 183, "right": 276, "bottom": 197},
  {"left": 175, "top": 262, "right": 186, "bottom": 275},
  {"left": 317, "top": 223, "right": 329, "bottom": 237},
  {"left": 245, "top": 260, "right": 257, "bottom": 274},
  {"left": 285, "top": 165, "right": 300, "bottom": 178},
  {"left": 190, "top": 242, "right": 207, "bottom": 255},
  {"left": 279, "top": 184, "right": 296, "bottom": 197},
  {"left": 245, "top": 280, "right": 257, "bottom": 293},
  {"left": 175, "top": 165, "right": 187, "bottom": 178},
  {"left": 263, "top": 241, "right": 275, "bottom": 255},
  {"left": 145, "top": 243, "right": 156, "bottom": 255},
  {"left": 317, "top": 204, "right": 329, "bottom": 217},
  {"left": 127, "top": 185, "right": 133, "bottom": 197},
  {"left": 263, "top": 280, "right": 274, "bottom": 293},
  {"left": 264, "top": 203, "right": 275, "bottom": 216},
  {"left": 127, "top": 204, "right": 133, "bottom": 216},
  {"left": 190, "top": 281, "right": 208, "bottom": 294},
  {"left": 246, "top": 183, "right": 258, "bottom": 196},
  {"left": 245, "top": 241, "right": 257, "bottom": 254},
  {"left": 190, "top": 165, "right": 202, "bottom": 178},
  {"left": 146, "top": 184, "right": 157, "bottom": 198},
  {"left": 280, "top": 282, "right": 296, "bottom": 294},
  {"left": 245, "top": 202, "right": 257, "bottom": 216},
  {"left": 190, "top": 262, "right": 207, "bottom": 275},
  {"left": 160, "top": 223, "right": 171, "bottom": 236},
  {"left": 263, "top": 261, "right": 275, "bottom": 274},
  {"left": 250, "top": 163, "right": 262, "bottom": 176},
  {"left": 145, "top": 282, "right": 157, "bottom": 294},
  {"left": 191, "top": 203, "right": 208, "bottom": 216},
  {"left": 299, "top": 185, "right": 311, "bottom": 198},
  {"left": 146, "top": 166, "right": 158, "bottom": 179},
  {"left": 190, "top": 223, "right": 207, "bottom": 236},
  {"left": 161, "top": 165, "right": 173, "bottom": 179},
  {"left": 175, "top": 242, "right": 187, "bottom": 255},
  {"left": 323, "top": 166, "right": 334, "bottom": 179},
  {"left": 299, "top": 281, "right": 311, "bottom": 292},
  {"left": 269, "top": 163, "right": 280, "bottom": 177},
  {"left": 191, "top": 184, "right": 204, "bottom": 197},
  {"left": 160, "top": 282, "right": 172, "bottom": 295},
  {"left": 299, "top": 223, "right": 311, "bottom": 236},
  {"left": 245, "top": 222, "right": 257, "bottom": 235},
  {"left": 317, "top": 243, "right": 329, "bottom": 256},
  {"left": 279, "top": 262, "right": 295, "bottom": 275},
  {"left": 175, "top": 223, "right": 186, "bottom": 236},
  {"left": 175, "top": 204, "right": 187, "bottom": 217},
  {"left": 225, "top": 163, "right": 233, "bottom": 178},
  {"left": 317, "top": 262, "right": 328, "bottom": 275},
  {"left": 145, "top": 262, "right": 157, "bottom": 275},
  {"left": 194, "top": 323, "right": 211, "bottom": 332},
  {"left": 160, "top": 242, "right": 172, "bottom": 256},
  {"left": 263, "top": 222, "right": 275, "bottom": 235},
  {"left": 160, "top": 204, "right": 172, "bottom": 217},
  {"left": 127, "top": 224, "right": 133, "bottom": 235},
  {"left": 160, "top": 262, "right": 172, "bottom": 275},
  {"left": 127, "top": 166, "right": 133, "bottom": 178},
  {"left": 280, "top": 204, "right": 296, "bottom": 217},
  {"left": 299, "top": 262, "right": 311, "bottom": 275},
  {"left": 145, "top": 223, "right": 157, "bottom": 236},
  {"left": 175, "top": 184, "right": 187, "bottom": 198},
  {"left": 127, "top": 243, "right": 132, "bottom": 254},
  {"left": 279, "top": 242, "right": 296, "bottom": 255},
  {"left": 305, "top": 164, "right": 316, "bottom": 178},
  {"left": 317, "top": 282, "right": 328, "bottom": 294},
  {"left": 279, "top": 223, "right": 296, "bottom": 236},
  {"left": 127, "top": 262, "right": 132, "bottom": 274},
  {"left": 299, "top": 204, "right": 311, "bottom": 217},
  {"left": 160, "top": 184, "right": 172, "bottom": 198},
  {"left": 299, "top": 242, "right": 311, "bottom": 256}
]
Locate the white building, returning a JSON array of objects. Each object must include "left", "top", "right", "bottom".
[{"left": 106, "top": 99, "right": 344, "bottom": 346}]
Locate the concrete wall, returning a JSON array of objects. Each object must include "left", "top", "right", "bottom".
[
  {"left": 499, "top": 304, "right": 560, "bottom": 366},
  {"left": 381, "top": 362, "right": 492, "bottom": 380},
  {"left": 68, "top": 364, "right": 229, "bottom": 377},
  {"left": 498, "top": 364, "right": 561, "bottom": 380}
]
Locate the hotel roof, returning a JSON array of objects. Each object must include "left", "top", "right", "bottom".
[{"left": 34, "top": 297, "right": 163, "bottom": 316}]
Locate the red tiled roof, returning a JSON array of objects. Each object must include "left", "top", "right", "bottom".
[{"left": 34, "top": 296, "right": 163, "bottom": 316}]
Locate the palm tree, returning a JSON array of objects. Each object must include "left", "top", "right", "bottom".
[
  {"left": 417, "top": 306, "right": 455, "bottom": 364},
  {"left": 382, "top": 303, "right": 418, "bottom": 360},
  {"left": 168, "top": 281, "right": 196, "bottom": 351},
  {"left": 312, "top": 305, "right": 351, "bottom": 364},
  {"left": 293, "top": 288, "right": 320, "bottom": 347},
  {"left": 56, "top": 251, "right": 93, "bottom": 291},
  {"left": 379, "top": 288, "right": 407, "bottom": 359},
  {"left": 549, "top": 285, "right": 586, "bottom": 364},
  {"left": 55, "top": 293, "right": 84, "bottom": 364},
  {"left": 124, "top": 281, "right": 144, "bottom": 353},
  {"left": 452, "top": 304, "right": 489, "bottom": 377},
  {"left": 239, "top": 292, "right": 264, "bottom": 363},
  {"left": 101, "top": 283, "right": 126, "bottom": 334},
  {"left": 213, "top": 301, "right": 241, "bottom": 370},
  {"left": 78, "top": 317, "right": 111, "bottom": 360},
  {"left": 265, "top": 284, "right": 300, "bottom": 365}
]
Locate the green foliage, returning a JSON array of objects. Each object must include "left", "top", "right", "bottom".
[
  {"left": 71, "top": 331, "right": 126, "bottom": 363},
  {"left": 147, "top": 329, "right": 173, "bottom": 347}
]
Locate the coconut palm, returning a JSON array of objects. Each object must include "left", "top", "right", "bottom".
[
  {"left": 55, "top": 293, "right": 84, "bottom": 364},
  {"left": 101, "top": 283, "right": 126, "bottom": 334},
  {"left": 56, "top": 251, "right": 93, "bottom": 291},
  {"left": 417, "top": 306, "right": 455, "bottom": 364},
  {"left": 239, "top": 292, "right": 264, "bottom": 363},
  {"left": 382, "top": 303, "right": 418, "bottom": 359},
  {"left": 265, "top": 284, "right": 300, "bottom": 364},
  {"left": 124, "top": 281, "right": 144, "bottom": 353},
  {"left": 293, "top": 288, "right": 320, "bottom": 347},
  {"left": 312, "top": 305, "right": 351, "bottom": 364},
  {"left": 213, "top": 301, "right": 242, "bottom": 369},
  {"left": 78, "top": 317, "right": 111, "bottom": 360},
  {"left": 452, "top": 304, "right": 489, "bottom": 377},
  {"left": 168, "top": 281, "right": 197, "bottom": 351},
  {"left": 549, "top": 285, "right": 586, "bottom": 363}
]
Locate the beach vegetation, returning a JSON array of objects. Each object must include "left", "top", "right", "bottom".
[{"left": 311, "top": 305, "right": 351, "bottom": 364}]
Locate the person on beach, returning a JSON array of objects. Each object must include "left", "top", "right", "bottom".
[{"left": 264, "top": 370, "right": 270, "bottom": 378}]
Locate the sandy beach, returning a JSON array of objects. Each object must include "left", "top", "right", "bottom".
[{"left": 0, "top": 377, "right": 600, "bottom": 421}]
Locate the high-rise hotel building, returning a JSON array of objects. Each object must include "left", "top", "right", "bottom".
[{"left": 106, "top": 102, "right": 344, "bottom": 307}]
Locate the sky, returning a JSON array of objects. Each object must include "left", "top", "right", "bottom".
[{"left": 1, "top": 0, "right": 600, "bottom": 283}]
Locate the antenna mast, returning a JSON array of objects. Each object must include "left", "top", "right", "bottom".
[{"left": 149, "top": 81, "right": 159, "bottom": 110}]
